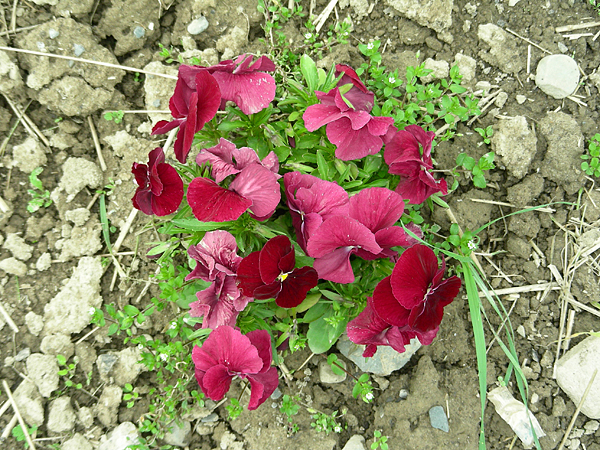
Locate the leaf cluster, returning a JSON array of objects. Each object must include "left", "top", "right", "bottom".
[
  {"left": 27, "top": 167, "right": 52, "bottom": 213},
  {"left": 581, "top": 133, "right": 600, "bottom": 177}
]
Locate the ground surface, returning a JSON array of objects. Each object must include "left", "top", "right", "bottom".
[{"left": 0, "top": 0, "right": 599, "bottom": 449}]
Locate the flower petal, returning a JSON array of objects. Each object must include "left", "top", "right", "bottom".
[
  {"left": 189, "top": 278, "right": 239, "bottom": 329},
  {"left": 303, "top": 102, "right": 344, "bottom": 132},
  {"left": 326, "top": 118, "right": 385, "bottom": 161},
  {"left": 349, "top": 187, "right": 405, "bottom": 232},
  {"left": 151, "top": 163, "right": 183, "bottom": 216},
  {"left": 390, "top": 245, "right": 438, "bottom": 310},
  {"left": 246, "top": 366, "right": 279, "bottom": 410},
  {"left": 236, "top": 251, "right": 263, "bottom": 297},
  {"left": 188, "top": 177, "right": 252, "bottom": 222},
  {"left": 276, "top": 267, "right": 319, "bottom": 308},
  {"left": 306, "top": 216, "right": 381, "bottom": 258},
  {"left": 312, "top": 247, "right": 355, "bottom": 284},
  {"left": 246, "top": 329, "right": 273, "bottom": 372},
  {"left": 409, "top": 275, "right": 461, "bottom": 332},
  {"left": 197, "top": 326, "right": 263, "bottom": 374},
  {"left": 201, "top": 364, "right": 233, "bottom": 401},
  {"left": 371, "top": 275, "right": 410, "bottom": 327},
  {"left": 229, "top": 164, "right": 280, "bottom": 220},
  {"left": 259, "top": 235, "right": 293, "bottom": 284},
  {"left": 211, "top": 71, "right": 276, "bottom": 115},
  {"left": 196, "top": 138, "right": 240, "bottom": 183}
]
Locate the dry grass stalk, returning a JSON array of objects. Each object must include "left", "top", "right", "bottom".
[
  {"left": 87, "top": 116, "right": 107, "bottom": 171},
  {"left": 1, "top": 380, "right": 36, "bottom": 450},
  {"left": 314, "top": 0, "right": 338, "bottom": 33}
]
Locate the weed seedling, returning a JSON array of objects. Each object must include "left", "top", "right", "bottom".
[
  {"left": 371, "top": 430, "right": 389, "bottom": 450},
  {"left": 455, "top": 151, "right": 495, "bottom": 189},
  {"left": 474, "top": 125, "right": 494, "bottom": 145},
  {"left": 27, "top": 167, "right": 52, "bottom": 213},
  {"left": 280, "top": 394, "right": 300, "bottom": 433},
  {"left": 11, "top": 424, "right": 37, "bottom": 448},
  {"left": 581, "top": 133, "right": 600, "bottom": 177},
  {"left": 103, "top": 110, "right": 124, "bottom": 124},
  {"left": 309, "top": 410, "right": 345, "bottom": 434}
]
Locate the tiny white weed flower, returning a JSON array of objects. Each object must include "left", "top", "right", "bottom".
[
  {"left": 88, "top": 307, "right": 96, "bottom": 316},
  {"left": 159, "top": 353, "right": 168, "bottom": 362},
  {"left": 305, "top": 33, "right": 312, "bottom": 39},
  {"left": 388, "top": 76, "right": 396, "bottom": 84},
  {"left": 365, "top": 392, "right": 374, "bottom": 401},
  {"left": 467, "top": 239, "right": 477, "bottom": 250},
  {"left": 169, "top": 321, "right": 177, "bottom": 329},
  {"left": 367, "top": 42, "right": 374, "bottom": 50},
  {"left": 334, "top": 426, "right": 342, "bottom": 433},
  {"left": 137, "top": 344, "right": 144, "bottom": 350}
]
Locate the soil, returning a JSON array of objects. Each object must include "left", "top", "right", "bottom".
[{"left": 0, "top": 0, "right": 599, "bottom": 449}]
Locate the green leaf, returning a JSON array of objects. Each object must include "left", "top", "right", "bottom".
[
  {"left": 108, "top": 323, "right": 119, "bottom": 336},
  {"left": 307, "top": 312, "right": 347, "bottom": 354},
  {"left": 170, "top": 219, "right": 232, "bottom": 231},
  {"left": 56, "top": 354, "right": 67, "bottom": 366},
  {"left": 295, "top": 293, "right": 321, "bottom": 313},
  {"left": 300, "top": 54, "right": 319, "bottom": 93},
  {"left": 123, "top": 305, "right": 140, "bottom": 317},
  {"left": 316, "top": 150, "right": 329, "bottom": 179},
  {"left": 300, "top": 302, "right": 329, "bottom": 323},
  {"left": 99, "top": 194, "right": 112, "bottom": 253},
  {"left": 217, "top": 121, "right": 243, "bottom": 132}
]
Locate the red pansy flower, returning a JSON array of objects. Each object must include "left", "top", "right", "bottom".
[
  {"left": 237, "top": 235, "right": 319, "bottom": 308},
  {"left": 384, "top": 125, "right": 448, "bottom": 204},
  {"left": 188, "top": 142, "right": 280, "bottom": 223},
  {"left": 185, "top": 231, "right": 251, "bottom": 329},
  {"left": 302, "top": 65, "right": 394, "bottom": 161},
  {"left": 372, "top": 244, "right": 461, "bottom": 333},
  {"left": 152, "top": 68, "right": 221, "bottom": 163},
  {"left": 283, "top": 172, "right": 349, "bottom": 252},
  {"left": 207, "top": 54, "right": 277, "bottom": 115},
  {"left": 131, "top": 147, "right": 183, "bottom": 216},
  {"left": 192, "top": 326, "right": 278, "bottom": 410}
]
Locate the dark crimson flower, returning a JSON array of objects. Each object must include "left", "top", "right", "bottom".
[
  {"left": 283, "top": 172, "right": 349, "bottom": 252},
  {"left": 207, "top": 54, "right": 277, "bottom": 115},
  {"left": 192, "top": 326, "right": 278, "bottom": 410},
  {"left": 187, "top": 162, "right": 281, "bottom": 222},
  {"left": 196, "top": 138, "right": 280, "bottom": 183},
  {"left": 237, "top": 235, "right": 319, "bottom": 308},
  {"left": 303, "top": 65, "right": 393, "bottom": 161},
  {"left": 185, "top": 231, "right": 251, "bottom": 329},
  {"left": 152, "top": 68, "right": 221, "bottom": 164},
  {"left": 372, "top": 244, "right": 461, "bottom": 333},
  {"left": 305, "top": 216, "right": 382, "bottom": 284},
  {"left": 346, "top": 296, "right": 437, "bottom": 357},
  {"left": 383, "top": 125, "right": 448, "bottom": 204},
  {"left": 131, "top": 147, "right": 183, "bottom": 216}
]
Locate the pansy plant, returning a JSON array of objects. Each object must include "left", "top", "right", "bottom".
[{"left": 131, "top": 51, "right": 464, "bottom": 412}]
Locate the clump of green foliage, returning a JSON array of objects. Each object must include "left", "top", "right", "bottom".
[
  {"left": 27, "top": 167, "right": 52, "bottom": 213},
  {"left": 581, "top": 133, "right": 600, "bottom": 177}
]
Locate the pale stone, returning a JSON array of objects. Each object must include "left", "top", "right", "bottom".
[{"left": 535, "top": 54, "right": 580, "bottom": 99}]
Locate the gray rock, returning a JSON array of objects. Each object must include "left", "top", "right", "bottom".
[
  {"left": 0, "top": 257, "right": 27, "bottom": 276},
  {"left": 556, "top": 336, "right": 600, "bottom": 419},
  {"left": 10, "top": 137, "right": 47, "bottom": 174},
  {"left": 40, "top": 333, "right": 75, "bottom": 359},
  {"left": 491, "top": 116, "right": 537, "bottom": 179},
  {"left": 342, "top": 435, "right": 366, "bottom": 450},
  {"left": 0, "top": 50, "right": 24, "bottom": 94},
  {"left": 94, "top": 385, "right": 123, "bottom": 427},
  {"left": 47, "top": 397, "right": 76, "bottom": 432},
  {"left": 98, "top": 422, "right": 141, "bottom": 450},
  {"left": 57, "top": 157, "right": 103, "bottom": 201},
  {"left": 429, "top": 405, "right": 449, "bottom": 432},
  {"left": 43, "top": 257, "right": 103, "bottom": 335},
  {"left": 16, "top": 18, "right": 124, "bottom": 91},
  {"left": 26, "top": 353, "right": 60, "bottom": 398},
  {"left": 270, "top": 387, "right": 282, "bottom": 400},
  {"left": 37, "top": 76, "right": 113, "bottom": 116},
  {"left": 48, "top": 28, "right": 59, "bottom": 39},
  {"left": 97, "top": 347, "right": 147, "bottom": 386},
  {"left": 133, "top": 26, "right": 146, "bottom": 38},
  {"left": 73, "top": 44, "right": 85, "bottom": 56},
  {"left": 535, "top": 54, "right": 580, "bottom": 99},
  {"left": 97, "top": 353, "right": 119, "bottom": 379},
  {"left": 453, "top": 53, "right": 476, "bottom": 84},
  {"left": 25, "top": 312, "right": 44, "bottom": 336},
  {"left": 478, "top": 24, "right": 524, "bottom": 74},
  {"left": 163, "top": 420, "right": 192, "bottom": 447},
  {"left": 319, "top": 359, "right": 347, "bottom": 383},
  {"left": 15, "top": 348, "right": 31, "bottom": 362},
  {"left": 77, "top": 406, "right": 95, "bottom": 429},
  {"left": 36, "top": 253, "right": 52, "bottom": 272},
  {"left": 539, "top": 112, "right": 585, "bottom": 194},
  {"left": 13, "top": 379, "right": 45, "bottom": 426},
  {"left": 188, "top": 16, "right": 209, "bottom": 35},
  {"left": 337, "top": 334, "right": 421, "bottom": 376},
  {"left": 65, "top": 208, "right": 91, "bottom": 226},
  {"left": 420, "top": 58, "right": 449, "bottom": 83},
  {"left": 384, "top": 0, "right": 452, "bottom": 33},
  {"left": 141, "top": 64, "right": 178, "bottom": 128},
  {"left": 62, "top": 433, "right": 93, "bottom": 450}
]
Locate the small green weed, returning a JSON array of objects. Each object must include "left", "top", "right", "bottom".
[
  {"left": 309, "top": 410, "right": 345, "bottom": 434},
  {"left": 27, "top": 167, "right": 52, "bottom": 213},
  {"left": 581, "top": 133, "right": 600, "bottom": 177},
  {"left": 455, "top": 151, "right": 495, "bottom": 189},
  {"left": 280, "top": 394, "right": 300, "bottom": 433},
  {"left": 104, "top": 110, "right": 124, "bottom": 124},
  {"left": 226, "top": 398, "right": 243, "bottom": 420},
  {"left": 591, "top": 0, "right": 600, "bottom": 14},
  {"left": 371, "top": 430, "right": 389, "bottom": 450},
  {"left": 11, "top": 424, "right": 37, "bottom": 448},
  {"left": 158, "top": 43, "right": 175, "bottom": 63},
  {"left": 56, "top": 354, "right": 82, "bottom": 390},
  {"left": 123, "top": 383, "right": 140, "bottom": 408},
  {"left": 474, "top": 125, "right": 494, "bottom": 145}
]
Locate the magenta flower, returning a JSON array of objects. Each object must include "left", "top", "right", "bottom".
[
  {"left": 346, "top": 296, "right": 436, "bottom": 357},
  {"left": 152, "top": 68, "right": 221, "bottom": 163},
  {"left": 185, "top": 231, "right": 250, "bottom": 329},
  {"left": 306, "top": 215, "right": 382, "bottom": 283},
  {"left": 192, "top": 326, "right": 278, "bottom": 410},
  {"left": 237, "top": 235, "right": 318, "bottom": 308},
  {"left": 207, "top": 54, "right": 277, "bottom": 115},
  {"left": 384, "top": 125, "right": 448, "bottom": 204},
  {"left": 131, "top": 147, "right": 183, "bottom": 216},
  {"left": 347, "top": 187, "right": 418, "bottom": 260},
  {"left": 187, "top": 161, "right": 281, "bottom": 222},
  {"left": 371, "top": 244, "right": 461, "bottom": 333},
  {"left": 196, "top": 138, "right": 280, "bottom": 183},
  {"left": 303, "top": 65, "right": 394, "bottom": 160},
  {"left": 283, "top": 172, "right": 349, "bottom": 252}
]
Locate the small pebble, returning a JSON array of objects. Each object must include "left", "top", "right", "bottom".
[
  {"left": 49, "top": 28, "right": 59, "bottom": 39},
  {"left": 133, "top": 26, "right": 145, "bottom": 39},
  {"left": 201, "top": 413, "right": 218, "bottom": 423},
  {"left": 73, "top": 44, "right": 85, "bottom": 57},
  {"left": 398, "top": 389, "right": 409, "bottom": 400},
  {"left": 270, "top": 387, "right": 282, "bottom": 400},
  {"left": 187, "top": 16, "right": 209, "bottom": 35},
  {"left": 557, "top": 42, "right": 569, "bottom": 53},
  {"left": 148, "top": 22, "right": 155, "bottom": 31},
  {"left": 584, "top": 420, "right": 599, "bottom": 434},
  {"left": 429, "top": 406, "right": 449, "bottom": 432},
  {"left": 36, "top": 41, "right": 45, "bottom": 51},
  {"left": 495, "top": 91, "right": 508, "bottom": 108},
  {"left": 516, "top": 95, "right": 527, "bottom": 105},
  {"left": 15, "top": 348, "right": 31, "bottom": 362},
  {"left": 152, "top": 99, "right": 161, "bottom": 108}
]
